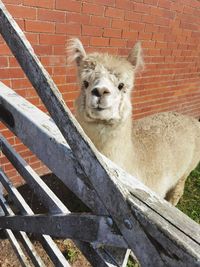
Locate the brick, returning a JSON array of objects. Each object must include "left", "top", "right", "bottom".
[
  {"left": 34, "top": 45, "right": 53, "bottom": 55},
  {"left": 23, "top": 0, "right": 55, "bottom": 9},
  {"left": 122, "top": 30, "right": 138, "bottom": 40},
  {"left": 26, "top": 33, "right": 39, "bottom": 44},
  {"left": 53, "top": 45, "right": 66, "bottom": 55},
  {"left": 156, "top": 17, "right": 170, "bottom": 26},
  {"left": 105, "top": 7, "right": 124, "bottom": 18},
  {"left": 56, "top": 22, "right": 81, "bottom": 35},
  {"left": 139, "top": 32, "right": 153, "bottom": 40},
  {"left": 110, "top": 38, "right": 127, "bottom": 47},
  {"left": 90, "top": 37, "right": 109, "bottom": 47},
  {"left": 82, "top": 3, "right": 105, "bottom": 16},
  {"left": 15, "top": 19, "right": 25, "bottom": 29},
  {"left": 56, "top": 0, "right": 81, "bottom": 12},
  {"left": 0, "top": 68, "right": 24, "bottom": 79},
  {"left": 53, "top": 75, "right": 66, "bottom": 85},
  {"left": 4, "top": 0, "right": 23, "bottom": 3},
  {"left": 40, "top": 55, "right": 66, "bottom": 66},
  {"left": 91, "top": 16, "right": 111, "bottom": 28},
  {"left": 141, "top": 40, "right": 156, "bottom": 48},
  {"left": 82, "top": 25, "right": 103, "bottom": 37},
  {"left": 53, "top": 66, "right": 67, "bottom": 75},
  {"left": 11, "top": 78, "right": 32, "bottom": 89},
  {"left": 158, "top": 0, "right": 172, "bottom": 9},
  {"left": 115, "top": 0, "right": 134, "bottom": 10},
  {"left": 0, "top": 57, "right": 8, "bottom": 67},
  {"left": 67, "top": 13, "right": 90, "bottom": 25},
  {"left": 141, "top": 14, "right": 156, "bottom": 24},
  {"left": 112, "top": 19, "right": 130, "bottom": 29},
  {"left": 129, "top": 22, "right": 145, "bottom": 32},
  {"left": 152, "top": 33, "right": 165, "bottom": 42},
  {"left": 25, "top": 20, "right": 55, "bottom": 33},
  {"left": 39, "top": 34, "right": 66, "bottom": 45},
  {"left": 125, "top": 11, "right": 142, "bottom": 22},
  {"left": 180, "top": 22, "right": 198, "bottom": 31},
  {"left": 7, "top": 5, "right": 36, "bottom": 19},
  {"left": 103, "top": 28, "right": 122, "bottom": 38},
  {"left": 145, "top": 24, "right": 159, "bottom": 33},
  {"left": 92, "top": 0, "right": 115, "bottom": 6},
  {"left": 144, "top": 0, "right": 158, "bottom": 5},
  {"left": 134, "top": 2, "right": 151, "bottom": 14},
  {"left": 38, "top": 9, "right": 65, "bottom": 22}
]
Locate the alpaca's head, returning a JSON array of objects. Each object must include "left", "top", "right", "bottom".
[{"left": 69, "top": 39, "right": 143, "bottom": 124}]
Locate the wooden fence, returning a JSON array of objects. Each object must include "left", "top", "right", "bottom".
[{"left": 0, "top": 1, "right": 200, "bottom": 266}]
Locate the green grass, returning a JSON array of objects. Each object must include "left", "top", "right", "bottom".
[{"left": 177, "top": 162, "right": 200, "bottom": 224}]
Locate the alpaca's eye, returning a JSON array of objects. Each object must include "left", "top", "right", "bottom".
[
  {"left": 83, "top": 80, "right": 89, "bottom": 88},
  {"left": 118, "top": 83, "right": 124, "bottom": 90}
]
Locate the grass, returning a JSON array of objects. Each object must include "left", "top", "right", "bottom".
[{"left": 177, "top": 162, "right": 200, "bottom": 224}]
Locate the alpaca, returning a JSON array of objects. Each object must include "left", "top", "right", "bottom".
[{"left": 69, "top": 39, "right": 200, "bottom": 205}]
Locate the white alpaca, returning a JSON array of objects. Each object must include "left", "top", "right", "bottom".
[{"left": 69, "top": 39, "right": 200, "bottom": 205}]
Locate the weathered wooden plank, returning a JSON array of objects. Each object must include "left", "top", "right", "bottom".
[
  {"left": 127, "top": 196, "right": 200, "bottom": 266},
  {"left": 0, "top": 195, "right": 45, "bottom": 267},
  {"left": 0, "top": 213, "right": 116, "bottom": 243}
]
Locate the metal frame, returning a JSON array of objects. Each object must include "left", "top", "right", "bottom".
[{"left": 0, "top": 1, "right": 200, "bottom": 266}]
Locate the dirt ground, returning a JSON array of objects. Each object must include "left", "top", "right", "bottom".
[{"left": 0, "top": 174, "right": 92, "bottom": 267}]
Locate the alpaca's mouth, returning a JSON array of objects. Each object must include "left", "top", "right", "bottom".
[
  {"left": 95, "top": 107, "right": 104, "bottom": 111},
  {"left": 92, "top": 105, "right": 107, "bottom": 112}
]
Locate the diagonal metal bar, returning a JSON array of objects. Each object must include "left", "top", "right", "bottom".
[
  {"left": 0, "top": 195, "right": 45, "bottom": 267},
  {"left": 0, "top": 2, "right": 165, "bottom": 266}
]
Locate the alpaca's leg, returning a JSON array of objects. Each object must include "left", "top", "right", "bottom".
[{"left": 165, "top": 175, "right": 188, "bottom": 206}]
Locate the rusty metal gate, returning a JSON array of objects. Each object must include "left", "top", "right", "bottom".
[{"left": 0, "top": 1, "right": 200, "bottom": 266}]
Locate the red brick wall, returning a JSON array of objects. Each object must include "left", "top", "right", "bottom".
[{"left": 0, "top": 0, "right": 200, "bottom": 185}]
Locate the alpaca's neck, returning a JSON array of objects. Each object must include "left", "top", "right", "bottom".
[{"left": 77, "top": 114, "right": 136, "bottom": 173}]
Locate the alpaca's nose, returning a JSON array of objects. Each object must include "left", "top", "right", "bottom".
[{"left": 91, "top": 87, "right": 110, "bottom": 97}]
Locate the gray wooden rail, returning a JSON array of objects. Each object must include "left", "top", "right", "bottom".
[{"left": 0, "top": 1, "right": 200, "bottom": 266}]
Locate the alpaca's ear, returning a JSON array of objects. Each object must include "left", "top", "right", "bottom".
[
  {"left": 68, "top": 38, "right": 86, "bottom": 66},
  {"left": 127, "top": 41, "right": 144, "bottom": 72}
]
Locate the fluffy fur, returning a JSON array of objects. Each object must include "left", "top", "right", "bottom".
[{"left": 69, "top": 38, "right": 200, "bottom": 205}]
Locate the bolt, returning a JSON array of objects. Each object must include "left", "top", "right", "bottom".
[
  {"left": 123, "top": 219, "right": 133, "bottom": 230},
  {"left": 106, "top": 217, "right": 113, "bottom": 227}
]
